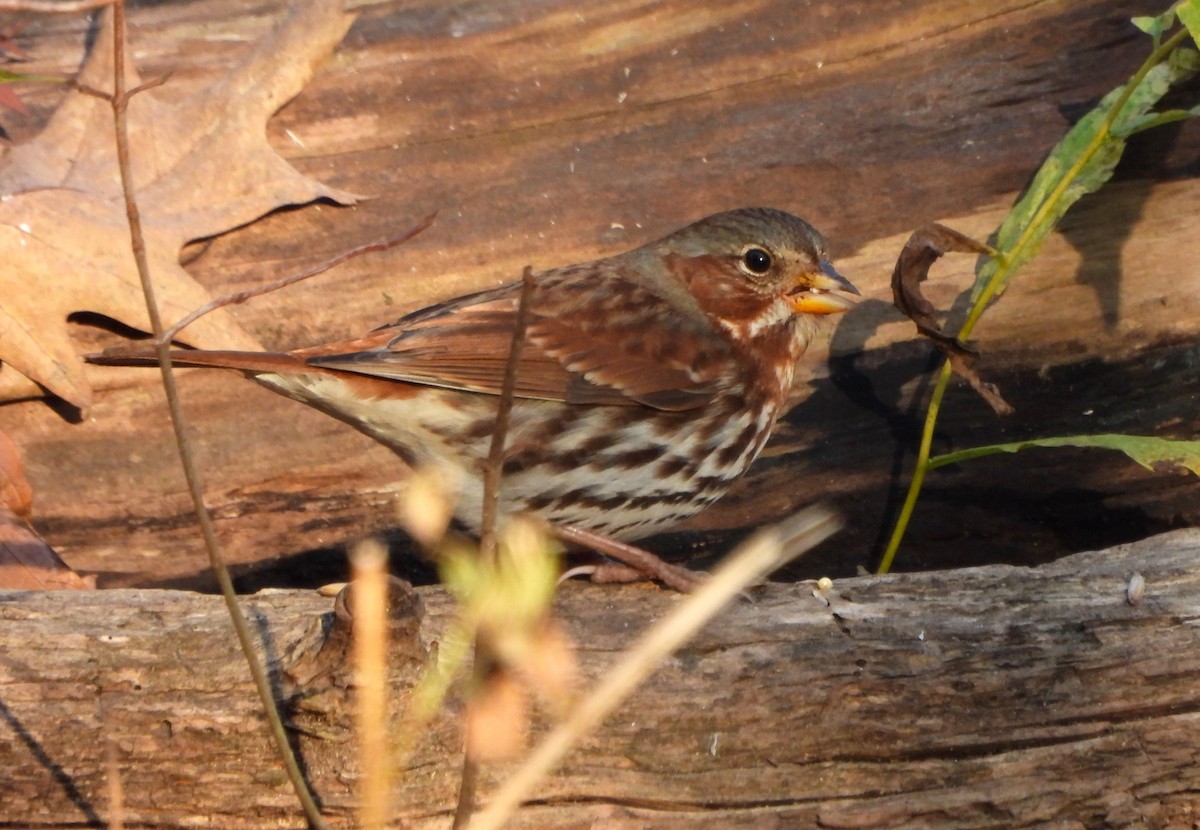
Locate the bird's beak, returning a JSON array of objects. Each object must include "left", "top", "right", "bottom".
[{"left": 788, "top": 260, "right": 860, "bottom": 315}]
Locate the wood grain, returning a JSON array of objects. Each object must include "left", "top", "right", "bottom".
[
  {"left": 1, "top": 529, "right": 1198, "bottom": 827},
  {"left": 0, "top": 0, "right": 1197, "bottom": 586}
]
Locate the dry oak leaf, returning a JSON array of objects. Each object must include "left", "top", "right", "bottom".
[
  {"left": 0, "top": 0, "right": 359, "bottom": 412},
  {"left": 0, "top": 519, "right": 95, "bottom": 590}
]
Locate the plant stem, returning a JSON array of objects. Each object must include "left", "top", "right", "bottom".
[
  {"left": 876, "top": 361, "right": 952, "bottom": 574},
  {"left": 108, "top": 3, "right": 327, "bottom": 826},
  {"left": 452, "top": 270, "right": 536, "bottom": 830},
  {"left": 960, "top": 26, "right": 1188, "bottom": 343},
  {"left": 876, "top": 24, "right": 1191, "bottom": 574}
]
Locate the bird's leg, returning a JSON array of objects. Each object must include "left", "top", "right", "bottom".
[{"left": 551, "top": 523, "right": 706, "bottom": 593}]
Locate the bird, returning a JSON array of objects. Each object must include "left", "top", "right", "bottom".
[{"left": 93, "top": 207, "right": 857, "bottom": 569}]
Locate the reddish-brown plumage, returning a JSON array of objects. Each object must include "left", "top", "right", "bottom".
[{"left": 93, "top": 208, "right": 857, "bottom": 543}]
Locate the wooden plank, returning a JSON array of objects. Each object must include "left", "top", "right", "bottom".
[{"left": 1, "top": 529, "right": 1198, "bottom": 827}]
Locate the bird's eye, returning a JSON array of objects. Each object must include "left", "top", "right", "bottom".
[{"left": 741, "top": 247, "right": 772, "bottom": 275}]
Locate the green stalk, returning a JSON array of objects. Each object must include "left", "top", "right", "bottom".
[{"left": 876, "top": 25, "right": 1191, "bottom": 574}]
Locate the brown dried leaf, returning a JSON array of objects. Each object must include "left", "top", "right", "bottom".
[
  {"left": 944, "top": 351, "right": 1014, "bottom": 416},
  {"left": 466, "top": 670, "right": 529, "bottom": 763},
  {"left": 891, "top": 223, "right": 988, "bottom": 350},
  {"left": 0, "top": 512, "right": 95, "bottom": 590},
  {"left": 891, "top": 224, "right": 1013, "bottom": 415},
  {"left": 0, "top": 0, "right": 359, "bottom": 411}
]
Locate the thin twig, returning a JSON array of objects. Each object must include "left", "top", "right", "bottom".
[
  {"left": 477, "top": 267, "right": 535, "bottom": 564},
  {"left": 450, "top": 753, "right": 483, "bottom": 830},
  {"left": 103, "top": 737, "right": 125, "bottom": 830},
  {"left": 452, "top": 267, "right": 536, "bottom": 830},
  {"left": 107, "top": 3, "right": 328, "bottom": 826},
  {"left": 156, "top": 213, "right": 437, "bottom": 346},
  {"left": 351, "top": 540, "right": 391, "bottom": 830},
  {"left": 468, "top": 505, "right": 841, "bottom": 830},
  {"left": 100, "top": 705, "right": 126, "bottom": 830},
  {"left": 71, "top": 73, "right": 173, "bottom": 102}
]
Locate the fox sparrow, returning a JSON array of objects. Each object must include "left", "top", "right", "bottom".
[{"left": 97, "top": 208, "right": 857, "bottom": 555}]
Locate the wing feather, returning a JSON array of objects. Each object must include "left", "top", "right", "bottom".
[{"left": 304, "top": 268, "right": 732, "bottom": 411}]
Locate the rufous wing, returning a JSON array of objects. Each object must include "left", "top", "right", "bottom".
[{"left": 304, "top": 270, "right": 732, "bottom": 411}]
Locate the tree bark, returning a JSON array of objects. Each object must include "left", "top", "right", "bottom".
[
  {"left": 2, "top": 529, "right": 1199, "bottom": 828},
  {"left": 0, "top": 0, "right": 1197, "bottom": 586}
]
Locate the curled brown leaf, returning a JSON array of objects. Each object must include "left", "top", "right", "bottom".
[{"left": 892, "top": 224, "right": 1013, "bottom": 415}]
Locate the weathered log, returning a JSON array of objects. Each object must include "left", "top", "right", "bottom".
[
  {"left": 2, "top": 529, "right": 1198, "bottom": 827},
  {"left": 0, "top": 0, "right": 1197, "bottom": 587}
]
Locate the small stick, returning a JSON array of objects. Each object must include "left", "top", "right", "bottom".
[
  {"left": 351, "top": 540, "right": 392, "bottom": 830},
  {"left": 451, "top": 266, "right": 536, "bottom": 830},
  {"left": 477, "top": 266, "right": 535, "bottom": 564},
  {"left": 156, "top": 212, "right": 437, "bottom": 346},
  {"left": 70, "top": 73, "right": 171, "bottom": 101},
  {"left": 107, "top": 3, "right": 328, "bottom": 826}
]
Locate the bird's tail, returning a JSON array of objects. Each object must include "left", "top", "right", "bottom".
[{"left": 87, "top": 349, "right": 311, "bottom": 376}]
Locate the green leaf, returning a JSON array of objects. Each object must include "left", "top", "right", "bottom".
[
  {"left": 1179, "top": 0, "right": 1200, "bottom": 49},
  {"left": 0, "top": 69, "right": 64, "bottom": 84},
  {"left": 929, "top": 434, "right": 1200, "bottom": 476},
  {"left": 1120, "top": 103, "right": 1200, "bottom": 134},
  {"left": 970, "top": 44, "right": 1200, "bottom": 305},
  {"left": 1132, "top": 10, "right": 1175, "bottom": 45}
]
